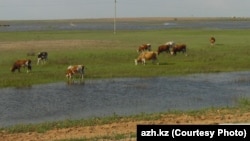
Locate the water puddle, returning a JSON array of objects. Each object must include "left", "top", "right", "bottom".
[{"left": 0, "top": 71, "right": 250, "bottom": 127}]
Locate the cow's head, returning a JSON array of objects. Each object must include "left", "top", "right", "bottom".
[
  {"left": 170, "top": 49, "right": 175, "bottom": 55},
  {"left": 135, "top": 58, "right": 143, "bottom": 65},
  {"left": 11, "top": 64, "right": 18, "bottom": 72},
  {"left": 147, "top": 44, "right": 151, "bottom": 51},
  {"left": 26, "top": 59, "right": 32, "bottom": 73},
  {"left": 66, "top": 70, "right": 73, "bottom": 79}
]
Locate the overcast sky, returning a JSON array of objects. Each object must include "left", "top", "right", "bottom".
[{"left": 0, "top": 0, "right": 249, "bottom": 20}]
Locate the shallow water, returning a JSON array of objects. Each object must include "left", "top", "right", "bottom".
[
  {"left": 1, "top": 20, "right": 250, "bottom": 32},
  {"left": 0, "top": 71, "right": 250, "bottom": 127}
]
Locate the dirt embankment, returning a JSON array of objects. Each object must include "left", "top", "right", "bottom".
[{"left": 1, "top": 110, "right": 250, "bottom": 141}]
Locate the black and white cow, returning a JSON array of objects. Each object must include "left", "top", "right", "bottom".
[{"left": 37, "top": 52, "right": 48, "bottom": 65}]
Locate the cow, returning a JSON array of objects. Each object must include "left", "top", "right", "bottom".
[
  {"left": 37, "top": 52, "right": 48, "bottom": 65},
  {"left": 134, "top": 51, "right": 158, "bottom": 65},
  {"left": 157, "top": 41, "right": 175, "bottom": 55},
  {"left": 11, "top": 59, "right": 32, "bottom": 73},
  {"left": 137, "top": 43, "right": 151, "bottom": 53},
  {"left": 170, "top": 44, "right": 187, "bottom": 56},
  {"left": 66, "top": 65, "right": 85, "bottom": 83},
  {"left": 157, "top": 44, "right": 171, "bottom": 55},
  {"left": 210, "top": 36, "right": 216, "bottom": 46}
]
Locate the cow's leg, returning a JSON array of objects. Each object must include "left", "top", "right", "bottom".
[
  {"left": 142, "top": 58, "right": 146, "bottom": 65},
  {"left": 37, "top": 58, "right": 41, "bottom": 65},
  {"left": 42, "top": 58, "right": 47, "bottom": 64},
  {"left": 134, "top": 59, "right": 138, "bottom": 65},
  {"left": 79, "top": 73, "right": 84, "bottom": 83},
  {"left": 81, "top": 73, "right": 84, "bottom": 81},
  {"left": 152, "top": 59, "right": 156, "bottom": 64}
]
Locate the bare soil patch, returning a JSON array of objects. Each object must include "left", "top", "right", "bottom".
[
  {"left": 1, "top": 109, "right": 250, "bottom": 141},
  {"left": 0, "top": 40, "right": 116, "bottom": 51}
]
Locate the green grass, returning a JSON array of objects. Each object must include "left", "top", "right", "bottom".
[{"left": 1, "top": 28, "right": 250, "bottom": 88}]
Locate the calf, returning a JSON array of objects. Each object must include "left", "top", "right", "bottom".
[
  {"left": 11, "top": 59, "right": 32, "bottom": 73},
  {"left": 66, "top": 65, "right": 85, "bottom": 83},
  {"left": 135, "top": 51, "right": 158, "bottom": 65},
  {"left": 37, "top": 52, "right": 48, "bottom": 65},
  {"left": 210, "top": 37, "right": 216, "bottom": 46},
  {"left": 137, "top": 44, "right": 151, "bottom": 53}
]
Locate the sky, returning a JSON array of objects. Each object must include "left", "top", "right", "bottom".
[{"left": 0, "top": 0, "right": 250, "bottom": 20}]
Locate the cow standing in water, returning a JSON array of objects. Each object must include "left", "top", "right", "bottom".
[
  {"left": 37, "top": 52, "right": 48, "bottom": 65},
  {"left": 11, "top": 59, "right": 32, "bottom": 73},
  {"left": 66, "top": 65, "right": 85, "bottom": 84}
]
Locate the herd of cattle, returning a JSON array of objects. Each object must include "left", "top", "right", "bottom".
[
  {"left": 11, "top": 51, "right": 48, "bottom": 73},
  {"left": 10, "top": 37, "right": 215, "bottom": 83},
  {"left": 134, "top": 36, "right": 216, "bottom": 65},
  {"left": 11, "top": 51, "right": 84, "bottom": 83},
  {"left": 134, "top": 41, "right": 187, "bottom": 65}
]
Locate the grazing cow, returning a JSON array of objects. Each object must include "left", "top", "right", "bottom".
[
  {"left": 11, "top": 59, "right": 32, "bottom": 73},
  {"left": 157, "top": 44, "right": 171, "bottom": 55},
  {"left": 37, "top": 52, "right": 48, "bottom": 65},
  {"left": 135, "top": 51, "right": 158, "bottom": 65},
  {"left": 137, "top": 44, "right": 151, "bottom": 53},
  {"left": 170, "top": 44, "right": 187, "bottom": 56},
  {"left": 66, "top": 65, "right": 85, "bottom": 83},
  {"left": 210, "top": 37, "right": 216, "bottom": 46}
]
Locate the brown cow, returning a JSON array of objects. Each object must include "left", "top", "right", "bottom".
[
  {"left": 210, "top": 36, "right": 216, "bottom": 46},
  {"left": 170, "top": 44, "right": 187, "bottom": 56},
  {"left": 66, "top": 65, "right": 85, "bottom": 83},
  {"left": 11, "top": 59, "right": 32, "bottom": 73},
  {"left": 134, "top": 51, "right": 158, "bottom": 65},
  {"left": 157, "top": 44, "right": 171, "bottom": 55},
  {"left": 137, "top": 43, "right": 151, "bottom": 53}
]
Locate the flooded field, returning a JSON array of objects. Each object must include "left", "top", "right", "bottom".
[
  {"left": 1, "top": 18, "right": 250, "bottom": 32},
  {"left": 1, "top": 18, "right": 250, "bottom": 128},
  {"left": 0, "top": 71, "right": 250, "bottom": 127}
]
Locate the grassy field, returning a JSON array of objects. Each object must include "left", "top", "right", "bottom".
[{"left": 0, "top": 27, "right": 250, "bottom": 88}]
